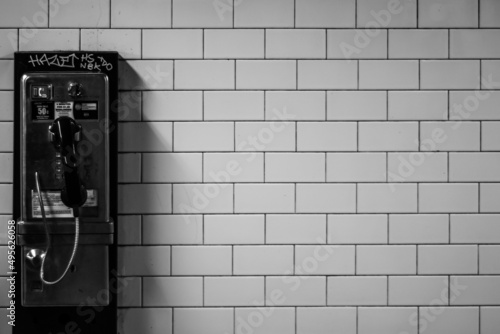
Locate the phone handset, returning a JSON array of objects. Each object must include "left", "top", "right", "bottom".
[
  {"left": 49, "top": 116, "right": 87, "bottom": 208},
  {"left": 35, "top": 116, "right": 87, "bottom": 285}
]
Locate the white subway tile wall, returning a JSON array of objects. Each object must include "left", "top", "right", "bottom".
[
  {"left": 1, "top": 0, "right": 499, "bottom": 333},
  {"left": 358, "top": 307, "right": 418, "bottom": 334},
  {"left": 18, "top": 29, "right": 80, "bottom": 52}
]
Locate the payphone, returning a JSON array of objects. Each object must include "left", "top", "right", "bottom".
[{"left": 14, "top": 52, "right": 118, "bottom": 333}]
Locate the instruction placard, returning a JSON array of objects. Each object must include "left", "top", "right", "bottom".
[
  {"left": 54, "top": 102, "right": 74, "bottom": 119},
  {"left": 31, "top": 101, "right": 54, "bottom": 121},
  {"left": 74, "top": 102, "right": 98, "bottom": 120},
  {"left": 32, "top": 189, "right": 98, "bottom": 218}
]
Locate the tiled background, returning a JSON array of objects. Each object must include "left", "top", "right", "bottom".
[{"left": 1, "top": 0, "right": 500, "bottom": 333}]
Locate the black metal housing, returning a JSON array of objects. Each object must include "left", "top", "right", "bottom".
[{"left": 13, "top": 51, "right": 119, "bottom": 334}]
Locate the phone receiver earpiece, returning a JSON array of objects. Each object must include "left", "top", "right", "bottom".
[{"left": 61, "top": 181, "right": 87, "bottom": 208}]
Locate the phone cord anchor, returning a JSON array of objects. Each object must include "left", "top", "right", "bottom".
[{"left": 35, "top": 171, "right": 79, "bottom": 285}]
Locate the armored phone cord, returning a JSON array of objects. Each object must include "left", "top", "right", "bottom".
[{"left": 35, "top": 171, "right": 80, "bottom": 285}]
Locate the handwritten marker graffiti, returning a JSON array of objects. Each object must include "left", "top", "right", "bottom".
[
  {"left": 28, "top": 53, "right": 114, "bottom": 72},
  {"left": 28, "top": 53, "right": 78, "bottom": 68}
]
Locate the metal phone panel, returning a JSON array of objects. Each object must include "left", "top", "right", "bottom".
[
  {"left": 20, "top": 72, "right": 110, "bottom": 223},
  {"left": 22, "top": 244, "right": 109, "bottom": 306},
  {"left": 19, "top": 72, "right": 111, "bottom": 306}
]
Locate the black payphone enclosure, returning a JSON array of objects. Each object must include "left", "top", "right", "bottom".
[{"left": 13, "top": 52, "right": 118, "bottom": 334}]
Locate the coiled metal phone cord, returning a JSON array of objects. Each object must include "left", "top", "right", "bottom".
[{"left": 35, "top": 171, "right": 79, "bottom": 285}]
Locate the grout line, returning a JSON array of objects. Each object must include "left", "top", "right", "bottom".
[
  {"left": 294, "top": 0, "right": 296, "bottom": 28},
  {"left": 111, "top": 273, "right": 494, "bottom": 278},
  {"left": 294, "top": 183, "right": 297, "bottom": 213},
  {"left": 263, "top": 90, "right": 266, "bottom": 120},
  {"left": 354, "top": 0, "right": 357, "bottom": 28},
  {"left": 264, "top": 214, "right": 267, "bottom": 244},
  {"left": 447, "top": 90, "right": 450, "bottom": 120},
  {"left": 170, "top": 178, "right": 174, "bottom": 213},
  {"left": 475, "top": 183, "right": 479, "bottom": 214},
  {"left": 478, "top": 0, "right": 481, "bottom": 28},
  {"left": 324, "top": 152, "right": 327, "bottom": 182},
  {"left": 418, "top": 60, "right": 421, "bottom": 90},
  {"left": 385, "top": 90, "right": 388, "bottom": 120},
  {"left": 78, "top": 29, "right": 81, "bottom": 51},
  {"left": 264, "top": 275, "right": 267, "bottom": 305},
  {"left": 202, "top": 90, "right": 205, "bottom": 121},
  {"left": 416, "top": 182, "right": 420, "bottom": 213},
  {"left": 295, "top": 59, "right": 298, "bottom": 90},
  {"left": 417, "top": 120, "right": 421, "bottom": 152},
  {"left": 355, "top": 306, "right": 359, "bottom": 334},
  {"left": 114, "top": 305, "right": 488, "bottom": 310},
  {"left": 140, "top": 29, "right": 143, "bottom": 59},
  {"left": 479, "top": 57, "right": 483, "bottom": 90},
  {"left": 477, "top": 244, "right": 480, "bottom": 274},
  {"left": 202, "top": 29, "right": 205, "bottom": 59},
  {"left": 15, "top": 54, "right": 500, "bottom": 61},
  {"left": 385, "top": 152, "right": 388, "bottom": 182},
  {"left": 264, "top": 29, "right": 267, "bottom": 59},
  {"left": 170, "top": 244, "right": 173, "bottom": 275},
  {"left": 98, "top": 242, "right": 500, "bottom": 247},
  {"left": 325, "top": 214, "right": 329, "bottom": 244},
  {"left": 417, "top": 307, "right": 420, "bottom": 334},
  {"left": 324, "top": 29, "right": 327, "bottom": 59},
  {"left": 112, "top": 86, "right": 500, "bottom": 90},
  {"left": 201, "top": 152, "right": 205, "bottom": 182},
  {"left": 140, "top": 91, "right": 144, "bottom": 121},
  {"left": 170, "top": 118, "right": 174, "bottom": 152},
  {"left": 448, "top": 214, "right": 451, "bottom": 244},
  {"left": 356, "top": 121, "right": 359, "bottom": 152},
  {"left": 416, "top": 0, "right": 419, "bottom": 28},
  {"left": 263, "top": 152, "right": 268, "bottom": 182},
  {"left": 479, "top": 306, "right": 481, "bottom": 334},
  {"left": 234, "top": 60, "right": 236, "bottom": 89},
  {"left": 294, "top": 121, "right": 298, "bottom": 152},
  {"left": 202, "top": 210, "right": 205, "bottom": 245},
  {"left": 140, "top": 147, "right": 144, "bottom": 183},
  {"left": 324, "top": 90, "right": 327, "bottom": 121},
  {"left": 110, "top": 0, "right": 113, "bottom": 28},
  {"left": 386, "top": 275, "right": 389, "bottom": 306},
  {"left": 448, "top": 276, "right": 451, "bottom": 305},
  {"left": 10, "top": 25, "right": 500, "bottom": 30},
  {"left": 171, "top": 0, "right": 174, "bottom": 28},
  {"left": 295, "top": 307, "right": 298, "bottom": 334},
  {"left": 233, "top": 308, "right": 236, "bottom": 334},
  {"left": 172, "top": 59, "right": 176, "bottom": 90},
  {"left": 386, "top": 213, "right": 390, "bottom": 245},
  {"left": 354, "top": 245, "right": 357, "bottom": 275},
  {"left": 447, "top": 152, "right": 450, "bottom": 182},
  {"left": 140, "top": 275, "right": 144, "bottom": 308},
  {"left": 233, "top": 121, "right": 236, "bottom": 152},
  {"left": 357, "top": 60, "right": 360, "bottom": 90},
  {"left": 355, "top": 183, "right": 359, "bottom": 213},
  {"left": 448, "top": 29, "right": 451, "bottom": 59},
  {"left": 415, "top": 243, "right": 418, "bottom": 276},
  {"left": 386, "top": 29, "right": 389, "bottom": 59}
]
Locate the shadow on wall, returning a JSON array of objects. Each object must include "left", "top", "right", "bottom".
[
  {"left": 118, "top": 308, "right": 171, "bottom": 334},
  {"left": 116, "top": 61, "right": 177, "bottom": 333},
  {"left": 117, "top": 60, "right": 174, "bottom": 214}
]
